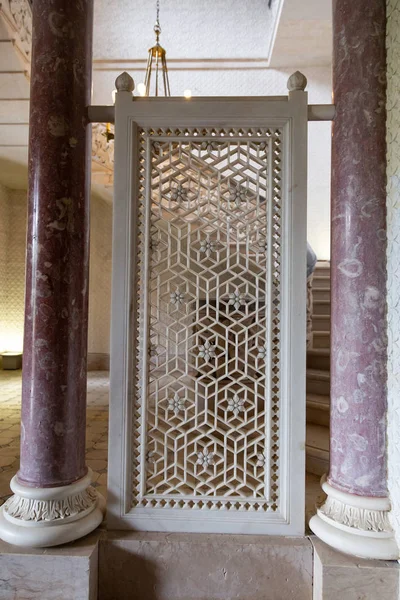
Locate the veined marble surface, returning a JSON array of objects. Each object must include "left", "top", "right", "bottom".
[
  {"left": 0, "top": 370, "right": 109, "bottom": 508},
  {"left": 0, "top": 531, "right": 99, "bottom": 600},
  {"left": 312, "top": 537, "right": 400, "bottom": 600}
]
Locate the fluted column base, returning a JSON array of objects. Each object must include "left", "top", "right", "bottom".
[
  {"left": 0, "top": 469, "right": 105, "bottom": 548},
  {"left": 309, "top": 476, "right": 398, "bottom": 560}
]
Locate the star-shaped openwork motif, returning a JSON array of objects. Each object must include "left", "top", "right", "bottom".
[
  {"left": 168, "top": 392, "right": 186, "bottom": 415},
  {"left": 227, "top": 393, "right": 245, "bottom": 417},
  {"left": 146, "top": 451, "right": 157, "bottom": 464},
  {"left": 148, "top": 343, "right": 158, "bottom": 358},
  {"left": 170, "top": 289, "right": 185, "bottom": 305},
  {"left": 258, "top": 238, "right": 268, "bottom": 254},
  {"left": 256, "top": 452, "right": 266, "bottom": 467},
  {"left": 171, "top": 184, "right": 188, "bottom": 203},
  {"left": 229, "top": 184, "right": 247, "bottom": 208},
  {"left": 198, "top": 339, "right": 216, "bottom": 363},
  {"left": 200, "top": 141, "right": 218, "bottom": 153},
  {"left": 199, "top": 238, "right": 217, "bottom": 257},
  {"left": 196, "top": 448, "right": 215, "bottom": 468},
  {"left": 257, "top": 343, "right": 268, "bottom": 361},
  {"left": 228, "top": 289, "right": 246, "bottom": 310}
]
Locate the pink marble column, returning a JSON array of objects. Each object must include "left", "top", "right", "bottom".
[
  {"left": 19, "top": 0, "right": 94, "bottom": 487},
  {"left": 0, "top": 0, "right": 104, "bottom": 548},
  {"left": 310, "top": 0, "right": 398, "bottom": 559},
  {"left": 329, "top": 0, "right": 387, "bottom": 498}
]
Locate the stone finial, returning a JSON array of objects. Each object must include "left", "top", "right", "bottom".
[
  {"left": 287, "top": 71, "right": 307, "bottom": 92},
  {"left": 115, "top": 72, "right": 135, "bottom": 93}
]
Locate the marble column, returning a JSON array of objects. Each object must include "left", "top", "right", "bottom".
[
  {"left": 310, "top": 0, "right": 398, "bottom": 559},
  {"left": 0, "top": 0, "right": 104, "bottom": 547}
]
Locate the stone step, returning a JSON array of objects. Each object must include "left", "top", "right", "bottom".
[
  {"left": 306, "top": 393, "right": 330, "bottom": 427},
  {"left": 312, "top": 299, "right": 331, "bottom": 316},
  {"left": 306, "top": 423, "right": 330, "bottom": 477},
  {"left": 307, "top": 348, "right": 330, "bottom": 371},
  {"left": 312, "top": 275, "right": 331, "bottom": 290},
  {"left": 314, "top": 262, "right": 330, "bottom": 277},
  {"left": 312, "top": 288, "right": 331, "bottom": 301},
  {"left": 306, "top": 368, "right": 330, "bottom": 396},
  {"left": 312, "top": 331, "right": 330, "bottom": 349},
  {"left": 311, "top": 314, "right": 330, "bottom": 331}
]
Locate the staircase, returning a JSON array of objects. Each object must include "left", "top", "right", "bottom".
[{"left": 306, "top": 261, "right": 330, "bottom": 476}]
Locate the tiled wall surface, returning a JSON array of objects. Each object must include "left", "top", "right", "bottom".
[{"left": 0, "top": 186, "right": 112, "bottom": 356}]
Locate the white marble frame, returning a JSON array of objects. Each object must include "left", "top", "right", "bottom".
[{"left": 107, "top": 83, "right": 308, "bottom": 535}]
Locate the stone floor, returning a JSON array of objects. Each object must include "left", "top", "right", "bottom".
[
  {"left": 0, "top": 369, "right": 323, "bottom": 526},
  {"left": 0, "top": 370, "right": 109, "bottom": 506}
]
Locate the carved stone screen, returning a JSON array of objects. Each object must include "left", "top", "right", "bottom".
[{"left": 130, "top": 126, "right": 288, "bottom": 531}]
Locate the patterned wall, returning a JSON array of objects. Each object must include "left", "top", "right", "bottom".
[
  {"left": 386, "top": 0, "right": 400, "bottom": 549},
  {"left": 0, "top": 184, "right": 9, "bottom": 350},
  {"left": 0, "top": 187, "right": 27, "bottom": 352},
  {"left": 0, "top": 186, "right": 112, "bottom": 356}
]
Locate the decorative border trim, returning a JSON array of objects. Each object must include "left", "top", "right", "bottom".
[
  {"left": 0, "top": 470, "right": 105, "bottom": 547},
  {"left": 316, "top": 475, "right": 393, "bottom": 534},
  {"left": 2, "top": 470, "right": 100, "bottom": 526},
  {"left": 4, "top": 486, "right": 98, "bottom": 523},
  {"left": 318, "top": 495, "right": 392, "bottom": 533}
]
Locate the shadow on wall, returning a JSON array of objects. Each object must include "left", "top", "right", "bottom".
[{"left": 99, "top": 539, "right": 159, "bottom": 600}]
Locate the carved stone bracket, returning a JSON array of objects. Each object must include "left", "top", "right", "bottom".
[
  {"left": 0, "top": 0, "right": 32, "bottom": 63},
  {"left": 92, "top": 123, "right": 115, "bottom": 174}
]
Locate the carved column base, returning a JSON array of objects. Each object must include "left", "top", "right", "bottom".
[
  {"left": 0, "top": 469, "right": 105, "bottom": 548},
  {"left": 309, "top": 475, "right": 398, "bottom": 560}
]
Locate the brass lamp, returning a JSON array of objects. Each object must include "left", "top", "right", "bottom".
[{"left": 143, "top": 0, "right": 171, "bottom": 97}]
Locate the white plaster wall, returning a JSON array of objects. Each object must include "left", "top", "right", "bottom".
[
  {"left": 88, "top": 194, "right": 113, "bottom": 355},
  {"left": 386, "top": 0, "right": 400, "bottom": 553}
]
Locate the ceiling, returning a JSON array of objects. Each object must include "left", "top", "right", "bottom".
[
  {"left": 0, "top": 0, "right": 332, "bottom": 193},
  {"left": 269, "top": 0, "right": 332, "bottom": 67}
]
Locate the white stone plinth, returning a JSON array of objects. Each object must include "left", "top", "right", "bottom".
[
  {"left": 312, "top": 537, "right": 400, "bottom": 600},
  {"left": 0, "top": 469, "right": 105, "bottom": 548},
  {"left": 99, "top": 532, "right": 313, "bottom": 600},
  {"left": 0, "top": 530, "right": 100, "bottom": 600}
]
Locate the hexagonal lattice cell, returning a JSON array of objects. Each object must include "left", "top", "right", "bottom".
[{"left": 134, "top": 128, "right": 283, "bottom": 514}]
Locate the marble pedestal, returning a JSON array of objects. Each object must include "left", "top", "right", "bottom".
[
  {"left": 0, "top": 531, "right": 100, "bottom": 600},
  {"left": 98, "top": 533, "right": 313, "bottom": 600},
  {"left": 312, "top": 537, "right": 400, "bottom": 600}
]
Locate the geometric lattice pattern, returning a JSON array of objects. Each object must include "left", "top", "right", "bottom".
[{"left": 133, "top": 127, "right": 282, "bottom": 512}]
